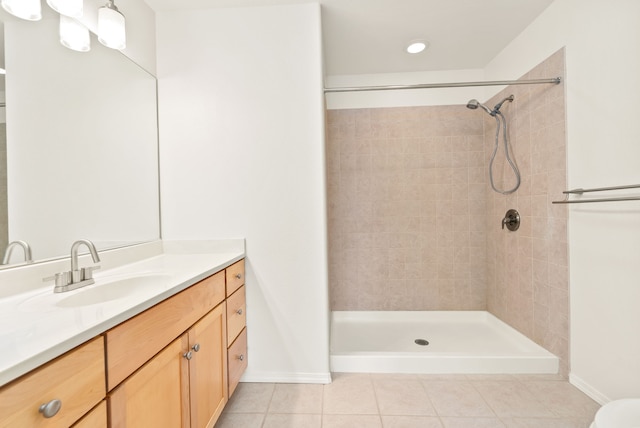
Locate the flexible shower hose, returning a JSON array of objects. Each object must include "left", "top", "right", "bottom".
[{"left": 488, "top": 111, "right": 521, "bottom": 195}]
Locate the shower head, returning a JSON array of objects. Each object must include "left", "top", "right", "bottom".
[
  {"left": 493, "top": 95, "right": 515, "bottom": 113},
  {"left": 467, "top": 95, "right": 515, "bottom": 116},
  {"left": 466, "top": 99, "right": 493, "bottom": 115}
]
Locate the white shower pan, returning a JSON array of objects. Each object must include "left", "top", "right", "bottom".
[{"left": 330, "top": 311, "right": 558, "bottom": 374}]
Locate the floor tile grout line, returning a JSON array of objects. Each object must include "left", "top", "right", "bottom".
[
  {"left": 417, "top": 372, "right": 442, "bottom": 421},
  {"left": 367, "top": 373, "right": 385, "bottom": 426},
  {"left": 466, "top": 375, "right": 501, "bottom": 419},
  {"left": 259, "top": 383, "right": 276, "bottom": 428}
]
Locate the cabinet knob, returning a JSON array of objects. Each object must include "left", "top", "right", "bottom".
[
  {"left": 39, "top": 399, "right": 62, "bottom": 418},
  {"left": 238, "top": 354, "right": 245, "bottom": 361},
  {"left": 192, "top": 343, "right": 201, "bottom": 352},
  {"left": 183, "top": 351, "right": 193, "bottom": 360},
  {"left": 236, "top": 308, "right": 243, "bottom": 315},
  {"left": 235, "top": 273, "right": 242, "bottom": 280}
]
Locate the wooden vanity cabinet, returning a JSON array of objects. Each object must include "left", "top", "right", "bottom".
[
  {"left": 0, "top": 258, "right": 247, "bottom": 428},
  {"left": 0, "top": 337, "right": 105, "bottom": 428},
  {"left": 106, "top": 267, "right": 236, "bottom": 428},
  {"left": 226, "top": 260, "right": 247, "bottom": 397}
]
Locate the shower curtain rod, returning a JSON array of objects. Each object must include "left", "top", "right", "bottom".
[{"left": 323, "top": 77, "right": 561, "bottom": 93}]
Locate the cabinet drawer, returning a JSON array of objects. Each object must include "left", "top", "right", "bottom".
[
  {"left": 105, "top": 271, "right": 225, "bottom": 390},
  {"left": 0, "top": 337, "right": 105, "bottom": 428},
  {"left": 225, "top": 259, "right": 245, "bottom": 296},
  {"left": 227, "top": 328, "right": 247, "bottom": 398},
  {"left": 226, "top": 285, "right": 246, "bottom": 344}
]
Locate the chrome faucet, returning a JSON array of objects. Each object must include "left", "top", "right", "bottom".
[
  {"left": 2, "top": 240, "right": 33, "bottom": 265},
  {"left": 70, "top": 239, "right": 101, "bottom": 283},
  {"left": 44, "top": 239, "right": 101, "bottom": 293}
]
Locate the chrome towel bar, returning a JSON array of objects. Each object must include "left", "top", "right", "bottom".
[{"left": 552, "top": 184, "right": 640, "bottom": 204}]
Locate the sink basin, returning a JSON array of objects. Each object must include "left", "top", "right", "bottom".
[
  {"left": 19, "top": 273, "right": 170, "bottom": 312},
  {"left": 56, "top": 274, "right": 170, "bottom": 307}
]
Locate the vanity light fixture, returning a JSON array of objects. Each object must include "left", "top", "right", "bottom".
[
  {"left": 47, "top": 0, "right": 83, "bottom": 18},
  {"left": 98, "top": 0, "right": 126, "bottom": 50},
  {"left": 406, "top": 40, "right": 429, "bottom": 54},
  {"left": 60, "top": 15, "right": 90, "bottom": 52},
  {"left": 1, "top": 0, "right": 42, "bottom": 21}
]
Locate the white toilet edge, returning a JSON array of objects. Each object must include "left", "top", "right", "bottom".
[{"left": 593, "top": 398, "right": 640, "bottom": 428}]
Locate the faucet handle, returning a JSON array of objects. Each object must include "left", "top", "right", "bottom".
[
  {"left": 82, "top": 265, "right": 101, "bottom": 281},
  {"left": 43, "top": 272, "right": 71, "bottom": 288}
]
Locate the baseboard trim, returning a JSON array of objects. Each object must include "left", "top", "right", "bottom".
[
  {"left": 240, "top": 370, "right": 332, "bottom": 384},
  {"left": 569, "top": 373, "right": 610, "bottom": 405}
]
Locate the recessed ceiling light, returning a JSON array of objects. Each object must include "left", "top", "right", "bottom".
[{"left": 406, "top": 40, "right": 429, "bottom": 54}]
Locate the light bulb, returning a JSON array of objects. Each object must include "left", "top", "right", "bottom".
[
  {"left": 406, "top": 40, "right": 429, "bottom": 54},
  {"left": 60, "top": 15, "right": 90, "bottom": 52},
  {"left": 98, "top": 1, "right": 126, "bottom": 50},
  {"left": 1, "top": 0, "right": 42, "bottom": 21}
]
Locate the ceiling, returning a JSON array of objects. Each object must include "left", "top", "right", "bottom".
[{"left": 143, "top": 0, "right": 555, "bottom": 76}]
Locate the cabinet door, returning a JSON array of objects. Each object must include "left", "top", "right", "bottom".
[
  {"left": 109, "top": 336, "right": 190, "bottom": 428},
  {"left": 72, "top": 401, "right": 107, "bottom": 428},
  {"left": 188, "top": 304, "right": 228, "bottom": 428}
]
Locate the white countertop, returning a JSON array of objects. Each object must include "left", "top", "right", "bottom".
[{"left": 0, "top": 239, "right": 245, "bottom": 387}]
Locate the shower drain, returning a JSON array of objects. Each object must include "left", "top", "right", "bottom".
[{"left": 414, "top": 338, "right": 429, "bottom": 346}]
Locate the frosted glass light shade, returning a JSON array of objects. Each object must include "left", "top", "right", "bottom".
[
  {"left": 47, "top": 0, "right": 82, "bottom": 18},
  {"left": 1, "top": 0, "right": 42, "bottom": 21},
  {"left": 98, "top": 3, "right": 126, "bottom": 50},
  {"left": 60, "top": 16, "right": 90, "bottom": 52}
]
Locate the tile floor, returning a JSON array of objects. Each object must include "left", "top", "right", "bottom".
[{"left": 216, "top": 373, "right": 600, "bottom": 428}]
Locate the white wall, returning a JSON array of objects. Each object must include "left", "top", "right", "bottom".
[
  {"left": 156, "top": 4, "right": 330, "bottom": 383},
  {"left": 485, "top": 0, "right": 640, "bottom": 403}
]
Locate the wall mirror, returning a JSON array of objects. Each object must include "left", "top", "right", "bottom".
[{"left": 0, "top": 9, "right": 160, "bottom": 268}]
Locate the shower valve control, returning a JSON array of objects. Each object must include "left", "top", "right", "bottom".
[{"left": 502, "top": 209, "right": 520, "bottom": 231}]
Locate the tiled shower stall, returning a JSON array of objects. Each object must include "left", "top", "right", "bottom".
[{"left": 326, "top": 49, "right": 569, "bottom": 375}]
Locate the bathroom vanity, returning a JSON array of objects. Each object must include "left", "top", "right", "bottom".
[{"left": 0, "top": 241, "right": 246, "bottom": 428}]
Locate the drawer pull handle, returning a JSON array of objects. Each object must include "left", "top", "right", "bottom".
[
  {"left": 238, "top": 354, "right": 245, "bottom": 361},
  {"left": 183, "top": 351, "right": 193, "bottom": 360},
  {"left": 235, "top": 273, "right": 242, "bottom": 280},
  {"left": 236, "top": 308, "right": 243, "bottom": 315},
  {"left": 192, "top": 343, "right": 201, "bottom": 352},
  {"left": 39, "top": 399, "right": 62, "bottom": 418}
]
